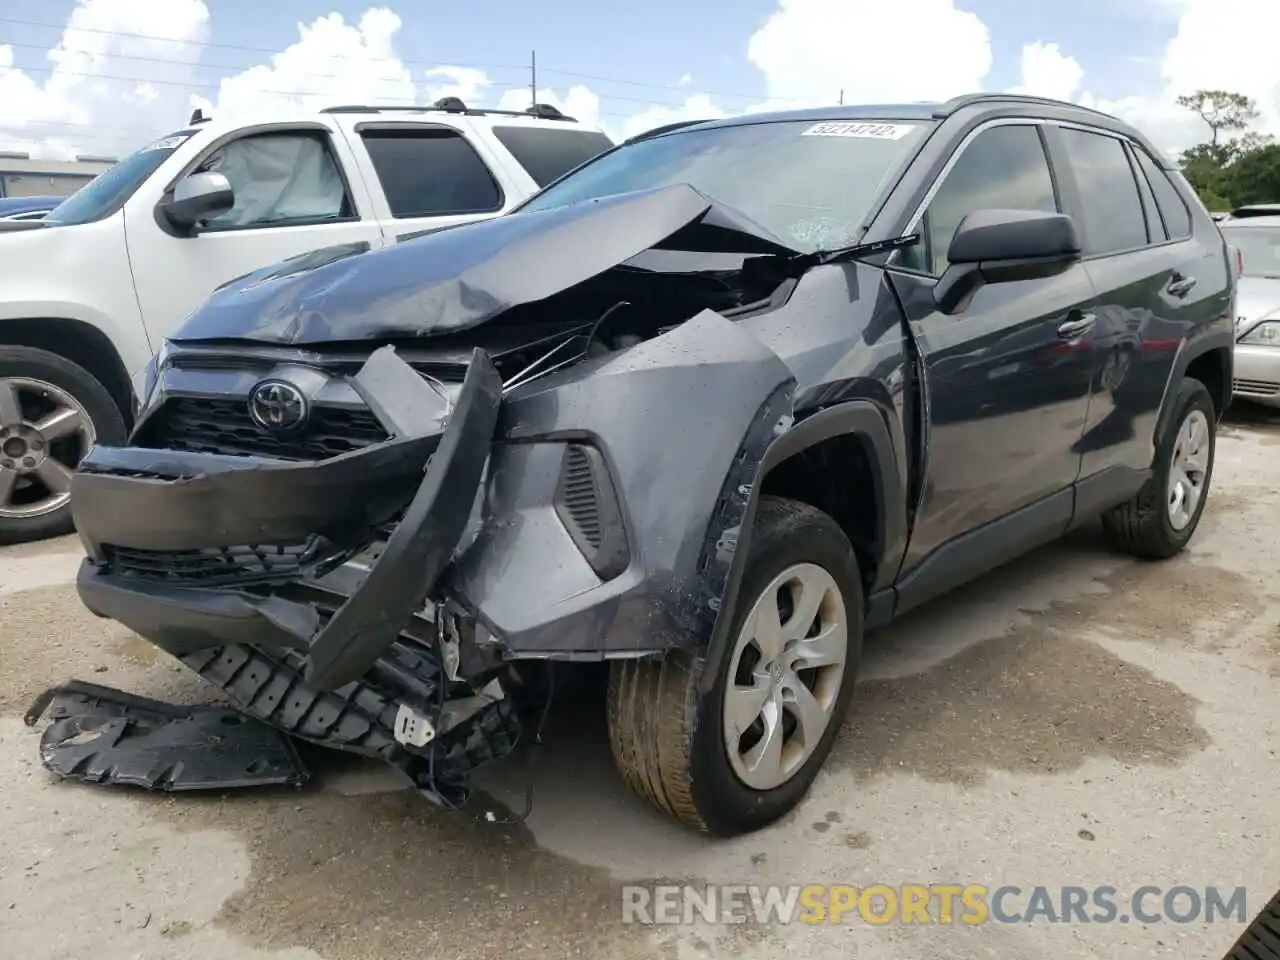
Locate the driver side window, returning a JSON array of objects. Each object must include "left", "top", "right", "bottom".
[
  {"left": 196, "top": 130, "right": 352, "bottom": 230},
  {"left": 900, "top": 124, "right": 1059, "bottom": 276}
]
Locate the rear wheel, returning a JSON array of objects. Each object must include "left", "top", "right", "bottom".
[
  {"left": 607, "top": 496, "right": 863, "bottom": 836},
  {"left": 0, "top": 346, "right": 126, "bottom": 545},
  {"left": 1101, "top": 377, "right": 1216, "bottom": 559}
]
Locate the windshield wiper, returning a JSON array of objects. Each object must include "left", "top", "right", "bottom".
[{"left": 787, "top": 233, "right": 921, "bottom": 272}]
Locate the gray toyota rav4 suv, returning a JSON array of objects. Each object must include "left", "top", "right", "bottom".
[{"left": 47, "top": 93, "right": 1234, "bottom": 837}]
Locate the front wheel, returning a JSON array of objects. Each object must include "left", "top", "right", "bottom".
[
  {"left": 607, "top": 496, "right": 863, "bottom": 836},
  {"left": 0, "top": 346, "right": 126, "bottom": 545}
]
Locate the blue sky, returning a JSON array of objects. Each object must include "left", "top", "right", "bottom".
[
  {"left": 4, "top": 0, "right": 1178, "bottom": 104},
  {"left": 0, "top": 0, "right": 1262, "bottom": 157}
]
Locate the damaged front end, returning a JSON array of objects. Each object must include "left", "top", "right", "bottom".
[
  {"left": 69, "top": 346, "right": 517, "bottom": 806},
  {"left": 54, "top": 183, "right": 806, "bottom": 807}
]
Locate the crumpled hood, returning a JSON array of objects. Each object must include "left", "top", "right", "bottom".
[{"left": 169, "top": 183, "right": 801, "bottom": 346}]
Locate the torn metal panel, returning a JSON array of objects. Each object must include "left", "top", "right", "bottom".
[
  {"left": 445, "top": 309, "right": 798, "bottom": 656},
  {"left": 23, "top": 680, "right": 309, "bottom": 791}
]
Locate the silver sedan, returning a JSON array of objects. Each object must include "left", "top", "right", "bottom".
[{"left": 1221, "top": 216, "right": 1280, "bottom": 407}]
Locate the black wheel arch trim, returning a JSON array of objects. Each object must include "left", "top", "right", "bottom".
[
  {"left": 695, "top": 397, "right": 907, "bottom": 694},
  {"left": 1172, "top": 326, "right": 1234, "bottom": 419}
]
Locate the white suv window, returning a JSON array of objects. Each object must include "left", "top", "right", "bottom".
[
  {"left": 359, "top": 128, "right": 503, "bottom": 217},
  {"left": 199, "top": 131, "right": 350, "bottom": 229}
]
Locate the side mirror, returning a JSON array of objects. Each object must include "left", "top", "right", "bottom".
[
  {"left": 934, "top": 209, "right": 1081, "bottom": 314},
  {"left": 159, "top": 171, "right": 235, "bottom": 232}
]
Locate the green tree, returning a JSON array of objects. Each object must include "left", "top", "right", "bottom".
[
  {"left": 1177, "top": 89, "right": 1259, "bottom": 147},
  {"left": 1223, "top": 143, "right": 1280, "bottom": 205}
]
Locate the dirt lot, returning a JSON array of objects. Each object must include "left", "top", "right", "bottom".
[{"left": 2, "top": 408, "right": 1279, "bottom": 960}]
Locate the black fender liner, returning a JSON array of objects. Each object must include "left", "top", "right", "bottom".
[{"left": 695, "top": 398, "right": 907, "bottom": 694}]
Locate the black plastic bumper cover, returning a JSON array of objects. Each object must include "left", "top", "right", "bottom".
[
  {"left": 24, "top": 680, "right": 309, "bottom": 791},
  {"left": 75, "top": 347, "right": 503, "bottom": 692}
]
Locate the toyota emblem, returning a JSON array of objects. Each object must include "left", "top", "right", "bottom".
[{"left": 248, "top": 380, "right": 308, "bottom": 432}]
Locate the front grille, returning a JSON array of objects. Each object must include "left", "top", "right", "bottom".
[
  {"left": 138, "top": 397, "right": 388, "bottom": 460},
  {"left": 1233, "top": 377, "right": 1280, "bottom": 397},
  {"left": 105, "top": 541, "right": 323, "bottom": 586}
]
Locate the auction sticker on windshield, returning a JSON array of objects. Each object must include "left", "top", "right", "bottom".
[
  {"left": 802, "top": 121, "right": 916, "bottom": 139},
  {"left": 144, "top": 133, "right": 195, "bottom": 152}
]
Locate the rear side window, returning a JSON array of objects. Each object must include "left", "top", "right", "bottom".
[
  {"left": 360, "top": 128, "right": 503, "bottom": 217},
  {"left": 904, "top": 124, "right": 1058, "bottom": 275},
  {"left": 1058, "top": 128, "right": 1147, "bottom": 256},
  {"left": 491, "top": 126, "right": 614, "bottom": 187},
  {"left": 1131, "top": 147, "right": 1192, "bottom": 240}
]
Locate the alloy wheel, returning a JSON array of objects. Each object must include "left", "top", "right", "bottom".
[
  {"left": 722, "top": 562, "right": 848, "bottom": 791},
  {"left": 0, "top": 377, "right": 95, "bottom": 521}
]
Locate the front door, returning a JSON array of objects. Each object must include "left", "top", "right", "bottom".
[
  {"left": 128, "top": 125, "right": 387, "bottom": 344},
  {"left": 889, "top": 121, "right": 1098, "bottom": 588}
]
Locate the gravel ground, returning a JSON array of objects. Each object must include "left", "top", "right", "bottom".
[{"left": 2, "top": 407, "right": 1278, "bottom": 960}]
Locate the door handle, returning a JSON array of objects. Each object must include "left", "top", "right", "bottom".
[
  {"left": 1057, "top": 312, "right": 1096, "bottom": 340},
  {"left": 1167, "top": 272, "right": 1197, "bottom": 298}
]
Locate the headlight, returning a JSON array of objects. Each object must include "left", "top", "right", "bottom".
[{"left": 1239, "top": 320, "right": 1280, "bottom": 345}]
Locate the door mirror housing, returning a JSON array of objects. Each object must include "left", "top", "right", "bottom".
[
  {"left": 159, "top": 172, "right": 235, "bottom": 233},
  {"left": 934, "top": 209, "right": 1081, "bottom": 314}
]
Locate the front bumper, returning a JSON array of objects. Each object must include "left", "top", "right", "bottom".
[
  {"left": 74, "top": 346, "right": 502, "bottom": 691},
  {"left": 1233, "top": 342, "right": 1280, "bottom": 407}
]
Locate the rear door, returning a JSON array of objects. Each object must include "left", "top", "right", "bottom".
[
  {"left": 1044, "top": 124, "right": 1223, "bottom": 491},
  {"left": 334, "top": 118, "right": 523, "bottom": 245}
]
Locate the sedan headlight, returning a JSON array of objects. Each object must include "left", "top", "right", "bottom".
[{"left": 1239, "top": 320, "right": 1280, "bottom": 346}]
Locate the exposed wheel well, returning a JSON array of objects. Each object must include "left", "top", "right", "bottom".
[
  {"left": 758, "top": 434, "right": 880, "bottom": 598},
  {"left": 1184, "top": 348, "right": 1229, "bottom": 419},
  {"left": 0, "top": 318, "right": 134, "bottom": 426}
]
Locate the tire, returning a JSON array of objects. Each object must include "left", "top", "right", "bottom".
[
  {"left": 0, "top": 346, "right": 126, "bottom": 545},
  {"left": 607, "top": 496, "right": 863, "bottom": 836},
  {"left": 1100, "top": 376, "right": 1216, "bottom": 559}
]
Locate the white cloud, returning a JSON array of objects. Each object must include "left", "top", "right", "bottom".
[
  {"left": 1008, "top": 42, "right": 1084, "bottom": 102},
  {"left": 605, "top": 94, "right": 730, "bottom": 142},
  {"left": 747, "top": 0, "right": 992, "bottom": 105},
  {"left": 422, "top": 65, "right": 491, "bottom": 106},
  {"left": 191, "top": 9, "right": 415, "bottom": 121},
  {"left": 0, "top": 0, "right": 210, "bottom": 159}
]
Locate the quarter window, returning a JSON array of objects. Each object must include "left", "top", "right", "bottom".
[
  {"left": 360, "top": 128, "right": 503, "bottom": 217},
  {"left": 1057, "top": 128, "right": 1148, "bottom": 256},
  {"left": 903, "top": 124, "right": 1058, "bottom": 275},
  {"left": 1131, "top": 147, "right": 1192, "bottom": 240},
  {"left": 198, "top": 131, "right": 351, "bottom": 229}
]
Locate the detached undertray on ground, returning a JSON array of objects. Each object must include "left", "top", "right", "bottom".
[{"left": 23, "top": 679, "right": 310, "bottom": 791}]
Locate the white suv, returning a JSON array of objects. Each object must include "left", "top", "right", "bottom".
[{"left": 0, "top": 98, "right": 614, "bottom": 543}]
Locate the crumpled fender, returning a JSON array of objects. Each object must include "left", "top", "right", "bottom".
[{"left": 443, "top": 308, "right": 797, "bottom": 657}]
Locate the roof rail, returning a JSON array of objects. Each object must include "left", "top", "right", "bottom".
[
  {"left": 625, "top": 118, "right": 712, "bottom": 144},
  {"left": 936, "top": 93, "right": 1118, "bottom": 122},
  {"left": 319, "top": 98, "right": 577, "bottom": 122}
]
